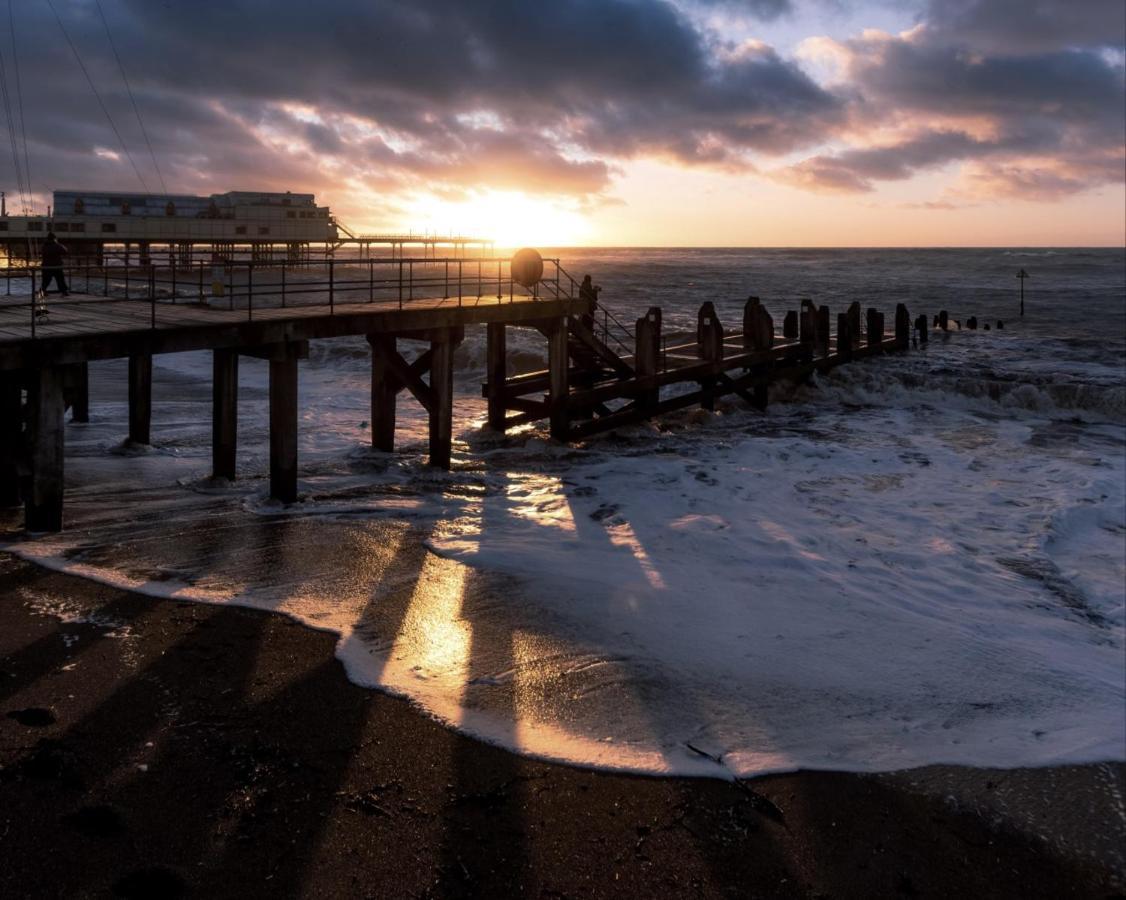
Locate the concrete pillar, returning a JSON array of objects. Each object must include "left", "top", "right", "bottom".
[
  {"left": 212, "top": 349, "right": 238, "bottom": 480},
  {"left": 485, "top": 322, "right": 506, "bottom": 431},
  {"left": 69, "top": 362, "right": 89, "bottom": 423},
  {"left": 269, "top": 357, "right": 298, "bottom": 503},
  {"left": 128, "top": 354, "right": 152, "bottom": 445},
  {"left": 428, "top": 331, "right": 456, "bottom": 469},
  {"left": 26, "top": 366, "right": 65, "bottom": 532},
  {"left": 0, "top": 373, "right": 22, "bottom": 507},
  {"left": 547, "top": 317, "right": 570, "bottom": 440},
  {"left": 367, "top": 334, "right": 397, "bottom": 452}
]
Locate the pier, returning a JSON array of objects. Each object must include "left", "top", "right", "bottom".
[{"left": 0, "top": 252, "right": 928, "bottom": 532}]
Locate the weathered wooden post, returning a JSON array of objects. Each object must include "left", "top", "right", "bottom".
[
  {"left": 866, "top": 308, "right": 881, "bottom": 348},
  {"left": 635, "top": 307, "right": 661, "bottom": 414},
  {"left": 837, "top": 313, "right": 853, "bottom": 363},
  {"left": 847, "top": 301, "right": 862, "bottom": 348},
  {"left": 915, "top": 314, "right": 928, "bottom": 345},
  {"left": 367, "top": 334, "right": 399, "bottom": 451},
  {"left": 799, "top": 305, "right": 815, "bottom": 351},
  {"left": 938, "top": 310, "right": 949, "bottom": 332},
  {"left": 966, "top": 316, "right": 978, "bottom": 330},
  {"left": 0, "top": 373, "right": 21, "bottom": 507},
  {"left": 128, "top": 354, "right": 152, "bottom": 445},
  {"left": 816, "top": 306, "right": 831, "bottom": 358},
  {"left": 782, "top": 310, "right": 798, "bottom": 340},
  {"left": 212, "top": 348, "right": 239, "bottom": 480},
  {"left": 429, "top": 328, "right": 461, "bottom": 467},
  {"left": 698, "top": 303, "right": 724, "bottom": 411},
  {"left": 269, "top": 348, "right": 300, "bottom": 503},
  {"left": 743, "top": 297, "right": 760, "bottom": 350},
  {"left": 26, "top": 366, "right": 65, "bottom": 532},
  {"left": 547, "top": 316, "right": 569, "bottom": 441},
  {"left": 895, "top": 303, "right": 911, "bottom": 350},
  {"left": 485, "top": 322, "right": 506, "bottom": 431}
]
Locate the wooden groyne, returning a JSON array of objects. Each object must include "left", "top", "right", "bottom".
[{"left": 1, "top": 252, "right": 966, "bottom": 533}]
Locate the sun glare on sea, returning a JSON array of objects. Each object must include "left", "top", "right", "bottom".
[{"left": 403, "top": 190, "right": 589, "bottom": 249}]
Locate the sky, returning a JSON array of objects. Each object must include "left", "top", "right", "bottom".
[{"left": 1, "top": 0, "right": 1123, "bottom": 246}]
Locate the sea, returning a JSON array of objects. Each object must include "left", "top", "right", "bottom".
[{"left": 4, "top": 247, "right": 1124, "bottom": 778}]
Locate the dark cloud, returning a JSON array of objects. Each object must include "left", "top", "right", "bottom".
[{"left": 922, "top": 0, "right": 1126, "bottom": 53}]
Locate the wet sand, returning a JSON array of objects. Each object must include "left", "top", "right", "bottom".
[{"left": 0, "top": 553, "right": 1122, "bottom": 899}]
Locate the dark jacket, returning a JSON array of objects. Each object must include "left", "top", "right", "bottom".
[{"left": 42, "top": 240, "right": 67, "bottom": 268}]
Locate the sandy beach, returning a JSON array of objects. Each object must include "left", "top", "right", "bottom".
[{"left": 1, "top": 552, "right": 1122, "bottom": 898}]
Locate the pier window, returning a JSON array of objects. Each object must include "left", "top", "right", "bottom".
[
  {"left": 55, "top": 223, "right": 69, "bottom": 232},
  {"left": 0, "top": 221, "right": 8, "bottom": 231},
  {"left": 28, "top": 221, "right": 42, "bottom": 231},
  {"left": 72, "top": 223, "right": 85, "bottom": 233},
  {"left": 101, "top": 223, "right": 116, "bottom": 233},
  {"left": 235, "top": 226, "right": 247, "bottom": 235},
  {"left": 258, "top": 226, "right": 270, "bottom": 235}
]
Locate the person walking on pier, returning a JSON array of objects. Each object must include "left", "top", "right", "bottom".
[{"left": 39, "top": 231, "right": 69, "bottom": 300}]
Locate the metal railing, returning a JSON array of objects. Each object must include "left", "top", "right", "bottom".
[{"left": 0, "top": 255, "right": 578, "bottom": 338}]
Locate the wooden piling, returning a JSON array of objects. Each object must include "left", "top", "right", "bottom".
[
  {"left": 547, "top": 318, "right": 570, "bottom": 441},
  {"left": 866, "top": 308, "right": 881, "bottom": 348},
  {"left": 847, "top": 302, "right": 862, "bottom": 348},
  {"left": 915, "top": 314, "right": 928, "bottom": 345},
  {"left": 783, "top": 310, "right": 798, "bottom": 340},
  {"left": 698, "top": 304, "right": 724, "bottom": 411},
  {"left": 0, "top": 372, "right": 21, "bottom": 507},
  {"left": 817, "top": 306, "right": 831, "bottom": 358},
  {"left": 635, "top": 308, "right": 661, "bottom": 414},
  {"left": 269, "top": 354, "right": 299, "bottom": 503},
  {"left": 485, "top": 322, "right": 507, "bottom": 431},
  {"left": 128, "top": 354, "right": 152, "bottom": 445},
  {"left": 26, "top": 366, "right": 65, "bottom": 532},
  {"left": 429, "top": 329, "right": 459, "bottom": 467},
  {"left": 212, "top": 348, "right": 239, "bottom": 480},
  {"left": 69, "top": 362, "right": 89, "bottom": 423},
  {"left": 966, "top": 316, "right": 978, "bottom": 330},
  {"left": 837, "top": 313, "right": 853, "bottom": 363},
  {"left": 367, "top": 334, "right": 399, "bottom": 451},
  {"left": 895, "top": 303, "right": 911, "bottom": 349},
  {"left": 938, "top": 310, "right": 949, "bottom": 331}
]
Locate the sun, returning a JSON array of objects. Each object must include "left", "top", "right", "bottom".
[{"left": 402, "top": 190, "right": 590, "bottom": 249}]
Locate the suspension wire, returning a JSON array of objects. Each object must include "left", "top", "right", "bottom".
[
  {"left": 0, "top": 35, "right": 28, "bottom": 214},
  {"left": 8, "top": 0, "right": 33, "bottom": 213},
  {"left": 94, "top": 0, "right": 167, "bottom": 196},
  {"left": 45, "top": 0, "right": 149, "bottom": 193}
]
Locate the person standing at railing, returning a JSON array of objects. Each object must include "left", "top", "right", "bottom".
[{"left": 39, "top": 231, "right": 70, "bottom": 301}]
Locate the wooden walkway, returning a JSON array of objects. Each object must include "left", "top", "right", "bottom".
[{"left": 1, "top": 271, "right": 932, "bottom": 533}]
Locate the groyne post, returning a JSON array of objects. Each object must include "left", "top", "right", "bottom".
[
  {"left": 837, "top": 313, "right": 853, "bottom": 363},
  {"left": 26, "top": 367, "right": 65, "bottom": 532},
  {"left": 698, "top": 303, "right": 724, "bottom": 411},
  {"left": 816, "top": 306, "right": 831, "bottom": 358},
  {"left": 212, "top": 348, "right": 239, "bottom": 480},
  {"left": 0, "top": 372, "right": 21, "bottom": 507},
  {"left": 915, "top": 314, "right": 928, "bottom": 345},
  {"left": 895, "top": 304, "right": 911, "bottom": 349},
  {"left": 486, "top": 322, "right": 506, "bottom": 431},
  {"left": 866, "top": 308, "right": 881, "bottom": 348},
  {"left": 367, "top": 334, "right": 399, "bottom": 451},
  {"left": 128, "top": 354, "right": 153, "bottom": 445},
  {"left": 782, "top": 310, "right": 798, "bottom": 340},
  {"left": 847, "top": 302, "right": 862, "bottom": 348}
]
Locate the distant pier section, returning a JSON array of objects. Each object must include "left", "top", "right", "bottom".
[{"left": 1, "top": 189, "right": 493, "bottom": 264}]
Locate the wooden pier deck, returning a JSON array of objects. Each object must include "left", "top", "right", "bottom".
[{"left": 0, "top": 255, "right": 930, "bottom": 533}]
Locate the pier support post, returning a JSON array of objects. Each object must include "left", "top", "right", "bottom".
[
  {"left": 547, "top": 317, "right": 570, "bottom": 441},
  {"left": 428, "top": 329, "right": 459, "bottom": 468},
  {"left": 0, "top": 373, "right": 22, "bottom": 507},
  {"left": 269, "top": 356, "right": 299, "bottom": 503},
  {"left": 635, "top": 308, "right": 661, "bottom": 414},
  {"left": 367, "top": 334, "right": 399, "bottom": 452},
  {"left": 68, "top": 362, "right": 89, "bottom": 423},
  {"left": 915, "top": 314, "right": 928, "bottom": 345},
  {"left": 26, "top": 366, "right": 65, "bottom": 532},
  {"left": 698, "top": 303, "right": 724, "bottom": 411},
  {"left": 485, "top": 322, "right": 507, "bottom": 431},
  {"left": 128, "top": 354, "right": 152, "bottom": 445},
  {"left": 847, "top": 302, "right": 862, "bottom": 348},
  {"left": 212, "top": 349, "right": 239, "bottom": 480}
]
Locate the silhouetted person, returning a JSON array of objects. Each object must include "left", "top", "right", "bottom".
[{"left": 40, "top": 232, "right": 69, "bottom": 298}]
